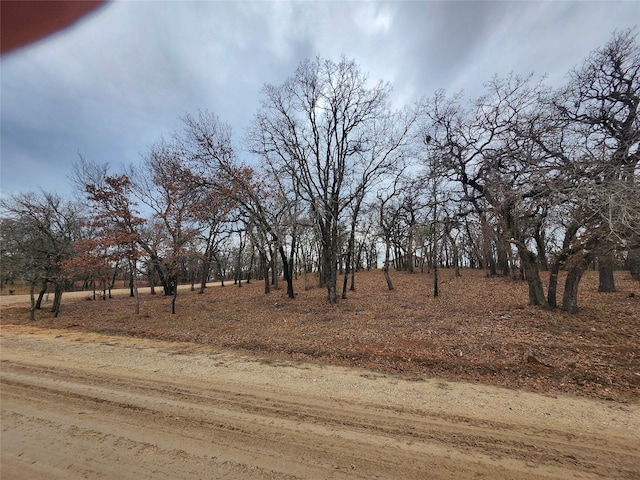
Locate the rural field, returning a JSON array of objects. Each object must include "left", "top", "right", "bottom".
[{"left": 1, "top": 268, "right": 639, "bottom": 478}]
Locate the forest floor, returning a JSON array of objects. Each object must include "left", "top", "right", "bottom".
[{"left": 2, "top": 268, "right": 638, "bottom": 403}]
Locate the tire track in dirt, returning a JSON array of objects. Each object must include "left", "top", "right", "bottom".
[
  {"left": 2, "top": 361, "right": 635, "bottom": 475},
  {"left": 1, "top": 327, "right": 639, "bottom": 479}
]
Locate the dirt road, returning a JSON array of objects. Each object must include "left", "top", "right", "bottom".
[
  {"left": 1, "top": 325, "right": 638, "bottom": 479},
  {"left": 0, "top": 282, "right": 223, "bottom": 306}
]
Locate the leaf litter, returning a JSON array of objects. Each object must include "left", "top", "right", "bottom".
[{"left": 2, "top": 268, "right": 638, "bottom": 402}]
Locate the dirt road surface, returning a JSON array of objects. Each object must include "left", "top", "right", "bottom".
[
  {"left": 0, "top": 282, "right": 222, "bottom": 306},
  {"left": 1, "top": 325, "right": 638, "bottom": 479}
]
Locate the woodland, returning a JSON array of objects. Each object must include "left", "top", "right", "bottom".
[{"left": 1, "top": 30, "right": 639, "bottom": 323}]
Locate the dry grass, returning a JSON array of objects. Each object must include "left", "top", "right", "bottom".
[{"left": 2, "top": 268, "right": 639, "bottom": 402}]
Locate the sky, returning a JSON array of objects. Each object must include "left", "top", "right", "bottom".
[{"left": 1, "top": 0, "right": 638, "bottom": 200}]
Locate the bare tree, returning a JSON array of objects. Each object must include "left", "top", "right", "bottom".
[
  {"left": 85, "top": 175, "right": 145, "bottom": 315},
  {"left": 376, "top": 179, "right": 404, "bottom": 291},
  {"left": 191, "top": 193, "right": 235, "bottom": 294},
  {"left": 421, "top": 75, "right": 557, "bottom": 307},
  {"left": 1, "top": 192, "right": 83, "bottom": 317},
  {"left": 179, "top": 110, "right": 299, "bottom": 298},
  {"left": 130, "top": 140, "right": 202, "bottom": 313},
  {"left": 555, "top": 29, "right": 640, "bottom": 291},
  {"left": 247, "top": 56, "right": 414, "bottom": 303},
  {"left": 0, "top": 216, "right": 50, "bottom": 319}
]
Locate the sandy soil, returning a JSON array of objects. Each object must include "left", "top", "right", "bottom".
[
  {"left": 0, "top": 282, "right": 220, "bottom": 306},
  {"left": 1, "top": 324, "right": 638, "bottom": 479}
]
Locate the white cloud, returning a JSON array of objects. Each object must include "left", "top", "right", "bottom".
[
  {"left": 1, "top": 0, "right": 638, "bottom": 198},
  {"left": 354, "top": 3, "right": 393, "bottom": 36}
]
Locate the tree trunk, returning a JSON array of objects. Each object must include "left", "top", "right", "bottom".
[
  {"left": 329, "top": 221, "right": 340, "bottom": 303},
  {"left": 382, "top": 238, "right": 394, "bottom": 291},
  {"left": 151, "top": 258, "right": 172, "bottom": 296},
  {"left": 270, "top": 246, "right": 279, "bottom": 288},
  {"left": 342, "top": 224, "right": 356, "bottom": 299},
  {"left": 382, "top": 267, "right": 394, "bottom": 291},
  {"left": 547, "top": 224, "right": 579, "bottom": 308},
  {"left": 628, "top": 244, "right": 640, "bottom": 281},
  {"left": 496, "top": 234, "right": 510, "bottom": 276},
  {"left": 598, "top": 254, "right": 616, "bottom": 292},
  {"left": 318, "top": 246, "right": 327, "bottom": 287},
  {"left": 29, "top": 282, "right": 36, "bottom": 321},
  {"left": 261, "top": 252, "right": 270, "bottom": 294},
  {"left": 479, "top": 212, "right": 495, "bottom": 275},
  {"left": 304, "top": 265, "right": 310, "bottom": 291},
  {"left": 278, "top": 244, "right": 295, "bottom": 299},
  {"left": 351, "top": 239, "right": 365, "bottom": 291},
  {"left": 162, "top": 276, "right": 173, "bottom": 296},
  {"left": 327, "top": 262, "right": 338, "bottom": 303},
  {"left": 149, "top": 262, "right": 156, "bottom": 294},
  {"left": 246, "top": 248, "right": 255, "bottom": 284},
  {"left": 235, "top": 233, "right": 245, "bottom": 287},
  {"left": 51, "top": 282, "right": 63, "bottom": 317},
  {"left": 171, "top": 279, "right": 177, "bottom": 314},
  {"left": 407, "top": 225, "right": 414, "bottom": 274},
  {"left": 534, "top": 225, "right": 549, "bottom": 271},
  {"left": 342, "top": 258, "right": 350, "bottom": 299},
  {"left": 433, "top": 262, "right": 439, "bottom": 297},
  {"left": 320, "top": 224, "right": 338, "bottom": 303},
  {"left": 35, "top": 278, "right": 48, "bottom": 309},
  {"left": 562, "top": 254, "right": 588, "bottom": 313},
  {"left": 518, "top": 246, "right": 549, "bottom": 308},
  {"left": 199, "top": 256, "right": 210, "bottom": 294},
  {"left": 547, "top": 260, "right": 561, "bottom": 309},
  {"left": 488, "top": 252, "right": 497, "bottom": 276},
  {"left": 444, "top": 226, "right": 461, "bottom": 278},
  {"left": 328, "top": 281, "right": 337, "bottom": 303},
  {"left": 130, "top": 256, "right": 140, "bottom": 315}
]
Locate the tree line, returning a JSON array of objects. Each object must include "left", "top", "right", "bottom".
[{"left": 1, "top": 30, "right": 638, "bottom": 317}]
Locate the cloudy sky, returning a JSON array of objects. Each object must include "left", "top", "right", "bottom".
[{"left": 1, "top": 1, "right": 638, "bottom": 199}]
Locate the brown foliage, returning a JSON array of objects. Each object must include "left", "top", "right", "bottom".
[{"left": 2, "top": 269, "right": 638, "bottom": 402}]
